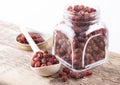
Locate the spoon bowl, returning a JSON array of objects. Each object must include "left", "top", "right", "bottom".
[{"left": 30, "top": 62, "right": 61, "bottom": 76}]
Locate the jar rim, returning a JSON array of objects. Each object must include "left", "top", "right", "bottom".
[{"left": 63, "top": 4, "right": 100, "bottom": 24}]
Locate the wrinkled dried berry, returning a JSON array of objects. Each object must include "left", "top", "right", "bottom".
[
  {"left": 63, "top": 67, "right": 70, "bottom": 74},
  {"left": 41, "top": 58, "right": 47, "bottom": 64},
  {"left": 82, "top": 71, "right": 93, "bottom": 76},
  {"left": 69, "top": 71, "right": 78, "bottom": 79},
  {"left": 35, "top": 61, "right": 41, "bottom": 67},
  {"left": 47, "top": 62, "right": 52, "bottom": 66},
  {"left": 31, "top": 60, "right": 36, "bottom": 67},
  {"left": 67, "top": 6, "right": 73, "bottom": 12},
  {"left": 74, "top": 5, "right": 80, "bottom": 12},
  {"left": 61, "top": 76, "right": 68, "bottom": 82},
  {"left": 59, "top": 72, "right": 67, "bottom": 77}
]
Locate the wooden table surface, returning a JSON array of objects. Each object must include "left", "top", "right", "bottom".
[{"left": 0, "top": 21, "right": 120, "bottom": 85}]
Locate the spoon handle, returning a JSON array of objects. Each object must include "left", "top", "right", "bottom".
[{"left": 20, "top": 27, "right": 43, "bottom": 53}]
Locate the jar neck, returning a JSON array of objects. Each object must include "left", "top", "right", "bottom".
[{"left": 63, "top": 5, "right": 100, "bottom": 27}]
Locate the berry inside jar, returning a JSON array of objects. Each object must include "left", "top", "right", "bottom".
[{"left": 53, "top": 4, "right": 108, "bottom": 72}]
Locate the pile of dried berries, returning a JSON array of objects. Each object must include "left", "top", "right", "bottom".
[
  {"left": 55, "top": 28, "right": 106, "bottom": 69},
  {"left": 17, "top": 32, "right": 45, "bottom": 44},
  {"left": 59, "top": 67, "right": 93, "bottom": 82},
  {"left": 31, "top": 51, "right": 59, "bottom": 67},
  {"left": 67, "top": 5, "right": 97, "bottom": 25}
]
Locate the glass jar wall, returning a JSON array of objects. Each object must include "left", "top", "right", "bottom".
[{"left": 53, "top": 4, "right": 108, "bottom": 72}]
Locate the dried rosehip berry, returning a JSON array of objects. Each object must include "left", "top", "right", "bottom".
[
  {"left": 82, "top": 71, "right": 93, "bottom": 76},
  {"left": 31, "top": 60, "right": 36, "bottom": 67},
  {"left": 74, "top": 5, "right": 80, "bottom": 12},
  {"left": 47, "top": 62, "right": 52, "bottom": 66},
  {"left": 93, "top": 46, "right": 99, "bottom": 51},
  {"left": 67, "top": 6, "right": 73, "bottom": 12},
  {"left": 79, "top": 10, "right": 84, "bottom": 16},
  {"left": 61, "top": 76, "right": 68, "bottom": 82},
  {"left": 32, "top": 56, "right": 41, "bottom": 61},
  {"left": 63, "top": 67, "right": 70, "bottom": 74},
  {"left": 35, "top": 61, "right": 41, "bottom": 67},
  {"left": 43, "top": 51, "right": 48, "bottom": 57},
  {"left": 59, "top": 72, "right": 67, "bottom": 77},
  {"left": 70, "top": 71, "right": 83, "bottom": 79},
  {"left": 79, "top": 5, "right": 84, "bottom": 10},
  {"left": 91, "top": 8, "right": 96, "bottom": 12},
  {"left": 69, "top": 71, "right": 78, "bottom": 78},
  {"left": 84, "top": 12, "right": 89, "bottom": 20},
  {"left": 41, "top": 58, "right": 47, "bottom": 64},
  {"left": 49, "top": 58, "right": 54, "bottom": 64},
  {"left": 53, "top": 58, "right": 59, "bottom": 64},
  {"left": 36, "top": 51, "right": 43, "bottom": 58},
  {"left": 20, "top": 35, "right": 27, "bottom": 43}
]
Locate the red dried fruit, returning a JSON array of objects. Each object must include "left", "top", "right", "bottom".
[
  {"left": 74, "top": 5, "right": 80, "bottom": 12},
  {"left": 84, "top": 12, "right": 89, "bottom": 20},
  {"left": 91, "top": 8, "right": 96, "bottom": 12},
  {"left": 59, "top": 72, "right": 67, "bottom": 77},
  {"left": 53, "top": 58, "right": 59, "bottom": 64},
  {"left": 35, "top": 61, "right": 41, "bottom": 67},
  {"left": 67, "top": 6, "right": 73, "bottom": 12},
  {"left": 73, "top": 53, "right": 81, "bottom": 59},
  {"left": 99, "top": 51, "right": 105, "bottom": 58},
  {"left": 49, "top": 58, "right": 54, "bottom": 64},
  {"left": 20, "top": 35, "right": 27, "bottom": 43},
  {"left": 31, "top": 60, "right": 36, "bottom": 67},
  {"left": 34, "top": 38, "right": 44, "bottom": 44},
  {"left": 82, "top": 71, "right": 93, "bottom": 76},
  {"left": 79, "top": 5, "right": 84, "bottom": 10},
  {"left": 63, "top": 67, "right": 70, "bottom": 74},
  {"left": 69, "top": 72, "right": 78, "bottom": 78},
  {"left": 85, "top": 53, "right": 92, "bottom": 59},
  {"left": 59, "top": 48, "right": 65, "bottom": 54},
  {"left": 79, "top": 10, "right": 84, "bottom": 16},
  {"left": 70, "top": 71, "right": 83, "bottom": 79},
  {"left": 41, "top": 58, "right": 47, "bottom": 64},
  {"left": 61, "top": 76, "right": 68, "bottom": 82},
  {"left": 93, "top": 46, "right": 98, "bottom": 51},
  {"left": 36, "top": 51, "right": 43, "bottom": 58},
  {"left": 33, "top": 57, "right": 41, "bottom": 61},
  {"left": 87, "top": 7, "right": 92, "bottom": 13},
  {"left": 47, "top": 62, "right": 52, "bottom": 66}
]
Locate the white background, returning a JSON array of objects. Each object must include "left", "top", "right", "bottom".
[{"left": 0, "top": 0, "right": 120, "bottom": 53}]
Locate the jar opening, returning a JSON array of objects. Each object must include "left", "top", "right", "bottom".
[{"left": 63, "top": 4, "right": 100, "bottom": 27}]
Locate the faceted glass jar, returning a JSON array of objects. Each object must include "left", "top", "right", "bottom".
[{"left": 52, "top": 4, "right": 108, "bottom": 72}]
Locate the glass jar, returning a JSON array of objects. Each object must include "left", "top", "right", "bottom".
[{"left": 52, "top": 4, "right": 108, "bottom": 72}]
